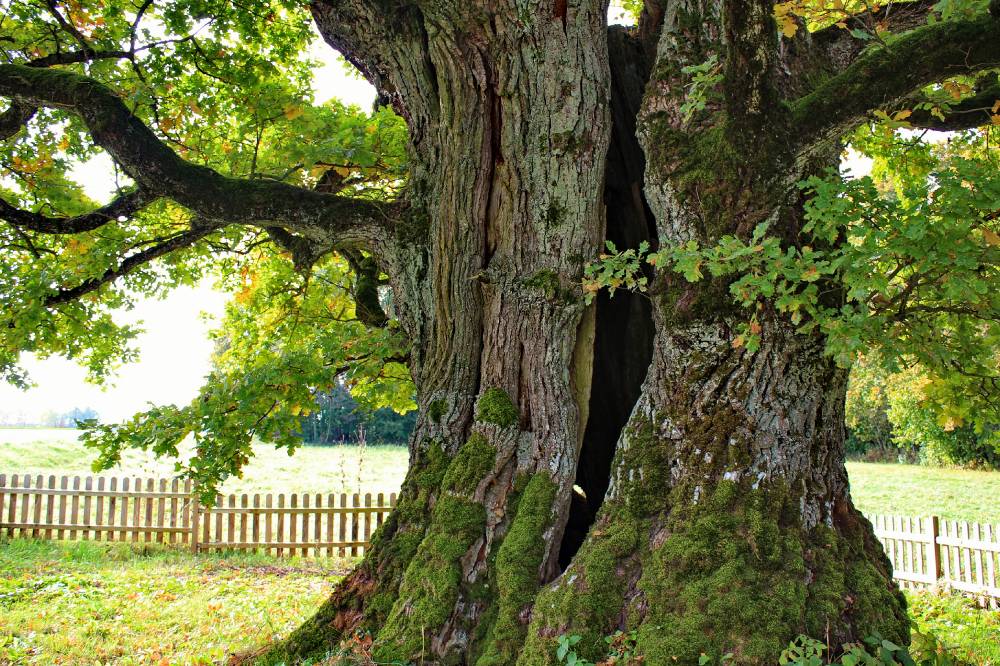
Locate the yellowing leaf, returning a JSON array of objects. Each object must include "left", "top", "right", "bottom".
[
  {"left": 333, "top": 165, "right": 352, "bottom": 177},
  {"left": 992, "top": 99, "right": 1000, "bottom": 114},
  {"left": 983, "top": 228, "right": 1000, "bottom": 246},
  {"left": 283, "top": 104, "right": 304, "bottom": 121},
  {"left": 892, "top": 109, "right": 912, "bottom": 121}
]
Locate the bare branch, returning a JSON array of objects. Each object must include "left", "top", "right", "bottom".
[
  {"left": 788, "top": 10, "right": 1000, "bottom": 144},
  {"left": 0, "top": 188, "right": 158, "bottom": 234}
]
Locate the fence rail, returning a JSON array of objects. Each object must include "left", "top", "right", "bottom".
[
  {"left": 870, "top": 514, "right": 999, "bottom": 603},
  {"left": 0, "top": 473, "right": 395, "bottom": 557},
  {"left": 1, "top": 473, "right": 998, "bottom": 602}
]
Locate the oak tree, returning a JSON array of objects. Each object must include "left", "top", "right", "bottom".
[{"left": 2, "top": 0, "right": 1000, "bottom": 663}]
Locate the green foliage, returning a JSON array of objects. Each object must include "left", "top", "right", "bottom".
[
  {"left": 80, "top": 250, "right": 413, "bottom": 502},
  {"left": 679, "top": 55, "right": 723, "bottom": 123},
  {"left": 550, "top": 628, "right": 976, "bottom": 666},
  {"left": 582, "top": 241, "right": 649, "bottom": 304},
  {"left": 845, "top": 357, "right": 897, "bottom": 458},
  {"left": 0, "top": 0, "right": 411, "bottom": 499},
  {"left": 846, "top": 358, "right": 1000, "bottom": 468},
  {"left": 587, "top": 125, "right": 1000, "bottom": 440}
]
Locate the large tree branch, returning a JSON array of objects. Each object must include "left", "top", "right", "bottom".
[
  {"left": 0, "top": 188, "right": 158, "bottom": 234},
  {"left": 788, "top": 10, "right": 1000, "bottom": 144},
  {"left": 0, "top": 63, "right": 400, "bottom": 252},
  {"left": 809, "top": 0, "right": 939, "bottom": 73},
  {"left": 44, "top": 224, "right": 218, "bottom": 306},
  {"left": 26, "top": 49, "right": 134, "bottom": 68}
]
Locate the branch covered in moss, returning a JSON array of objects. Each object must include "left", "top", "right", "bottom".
[
  {"left": 788, "top": 10, "right": 1000, "bottom": 143},
  {"left": 0, "top": 63, "right": 401, "bottom": 250},
  {"left": 808, "top": 0, "right": 939, "bottom": 72}
]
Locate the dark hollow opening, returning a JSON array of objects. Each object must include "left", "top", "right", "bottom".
[{"left": 558, "top": 27, "right": 656, "bottom": 571}]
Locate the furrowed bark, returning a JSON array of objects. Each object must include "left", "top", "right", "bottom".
[
  {"left": 520, "top": 4, "right": 908, "bottom": 663},
  {"left": 272, "top": 0, "right": 613, "bottom": 663}
]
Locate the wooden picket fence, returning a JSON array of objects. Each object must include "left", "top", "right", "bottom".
[
  {"left": 870, "top": 514, "right": 1000, "bottom": 604},
  {"left": 0, "top": 473, "right": 395, "bottom": 557},
  {"left": 1, "top": 473, "right": 998, "bottom": 603}
]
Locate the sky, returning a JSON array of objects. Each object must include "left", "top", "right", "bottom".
[{"left": 0, "top": 6, "right": 866, "bottom": 425}]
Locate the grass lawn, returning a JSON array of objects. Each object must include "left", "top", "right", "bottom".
[
  {"left": 0, "top": 428, "right": 409, "bottom": 497},
  {"left": 0, "top": 540, "right": 997, "bottom": 665},
  {"left": 0, "top": 539, "right": 348, "bottom": 665},
  {"left": 846, "top": 462, "right": 1000, "bottom": 524}
]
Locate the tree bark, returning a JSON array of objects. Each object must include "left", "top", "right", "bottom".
[{"left": 262, "top": 1, "right": 971, "bottom": 663}]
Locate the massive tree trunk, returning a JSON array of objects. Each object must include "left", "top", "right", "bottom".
[{"left": 264, "top": 1, "right": 951, "bottom": 663}]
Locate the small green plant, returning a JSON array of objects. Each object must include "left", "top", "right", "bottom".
[
  {"left": 679, "top": 54, "right": 723, "bottom": 122},
  {"left": 581, "top": 240, "right": 649, "bottom": 304},
  {"left": 556, "top": 634, "right": 593, "bottom": 666},
  {"left": 605, "top": 630, "right": 641, "bottom": 663}
]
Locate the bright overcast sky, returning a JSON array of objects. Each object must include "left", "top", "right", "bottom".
[{"left": 0, "top": 8, "right": 868, "bottom": 425}]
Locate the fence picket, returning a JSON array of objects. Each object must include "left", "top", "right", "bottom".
[
  {"left": 338, "top": 493, "right": 347, "bottom": 558},
  {"left": 0, "top": 474, "right": 5, "bottom": 537},
  {"left": 300, "top": 493, "right": 309, "bottom": 557},
  {"left": 265, "top": 494, "right": 273, "bottom": 556},
  {"left": 276, "top": 493, "right": 285, "bottom": 557},
  {"left": 314, "top": 493, "right": 323, "bottom": 557},
  {"left": 44, "top": 475, "right": 56, "bottom": 540}
]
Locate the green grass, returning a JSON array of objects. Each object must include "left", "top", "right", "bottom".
[
  {"left": 0, "top": 540, "right": 996, "bottom": 666},
  {"left": 0, "top": 428, "right": 409, "bottom": 497},
  {"left": 846, "top": 462, "right": 1000, "bottom": 524},
  {"left": 0, "top": 538, "right": 348, "bottom": 665},
  {"left": 907, "top": 590, "right": 1000, "bottom": 665}
]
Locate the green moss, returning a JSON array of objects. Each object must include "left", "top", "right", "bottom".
[
  {"left": 428, "top": 399, "right": 448, "bottom": 423},
  {"left": 477, "top": 474, "right": 557, "bottom": 666},
  {"left": 396, "top": 205, "right": 430, "bottom": 245},
  {"left": 518, "top": 511, "right": 641, "bottom": 666},
  {"left": 373, "top": 494, "right": 488, "bottom": 661},
  {"left": 631, "top": 481, "right": 909, "bottom": 665},
  {"left": 476, "top": 388, "right": 519, "bottom": 428},
  {"left": 543, "top": 203, "right": 566, "bottom": 229},
  {"left": 371, "top": 436, "right": 497, "bottom": 663},
  {"left": 443, "top": 433, "right": 496, "bottom": 494}
]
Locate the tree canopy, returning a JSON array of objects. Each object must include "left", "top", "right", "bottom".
[{"left": 2, "top": 0, "right": 999, "bottom": 500}]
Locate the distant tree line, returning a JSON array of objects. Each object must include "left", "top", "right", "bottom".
[
  {"left": 846, "top": 357, "right": 1000, "bottom": 470},
  {"left": 300, "top": 384, "right": 415, "bottom": 445},
  {"left": 0, "top": 407, "right": 99, "bottom": 428}
]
